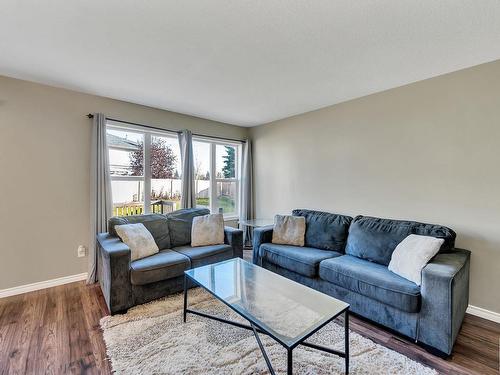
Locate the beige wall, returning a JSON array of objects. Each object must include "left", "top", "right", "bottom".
[
  {"left": 0, "top": 75, "right": 248, "bottom": 290},
  {"left": 250, "top": 60, "right": 500, "bottom": 313}
]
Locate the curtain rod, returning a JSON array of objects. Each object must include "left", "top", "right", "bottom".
[{"left": 87, "top": 114, "right": 246, "bottom": 144}]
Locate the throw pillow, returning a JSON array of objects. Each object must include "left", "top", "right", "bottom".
[
  {"left": 115, "top": 223, "right": 159, "bottom": 261},
  {"left": 272, "top": 215, "right": 306, "bottom": 246},
  {"left": 191, "top": 214, "right": 224, "bottom": 247},
  {"left": 388, "top": 234, "right": 444, "bottom": 285}
]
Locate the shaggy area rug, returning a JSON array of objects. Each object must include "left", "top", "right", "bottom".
[{"left": 100, "top": 289, "right": 437, "bottom": 374}]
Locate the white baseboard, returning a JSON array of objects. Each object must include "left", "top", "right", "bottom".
[
  {"left": 0, "top": 272, "right": 88, "bottom": 298},
  {"left": 466, "top": 305, "right": 500, "bottom": 324}
]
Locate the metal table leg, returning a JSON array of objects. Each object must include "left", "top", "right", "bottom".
[
  {"left": 287, "top": 348, "right": 293, "bottom": 375},
  {"left": 251, "top": 323, "right": 276, "bottom": 375},
  {"left": 345, "top": 309, "right": 349, "bottom": 374},
  {"left": 183, "top": 275, "right": 188, "bottom": 323}
]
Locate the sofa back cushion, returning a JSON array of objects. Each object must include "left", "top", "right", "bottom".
[
  {"left": 345, "top": 215, "right": 456, "bottom": 266},
  {"left": 292, "top": 209, "right": 353, "bottom": 252},
  {"left": 167, "top": 208, "right": 211, "bottom": 247},
  {"left": 108, "top": 214, "right": 171, "bottom": 250}
]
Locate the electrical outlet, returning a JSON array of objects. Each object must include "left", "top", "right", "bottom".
[{"left": 77, "top": 245, "right": 87, "bottom": 258}]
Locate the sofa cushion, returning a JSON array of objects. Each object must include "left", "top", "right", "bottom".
[
  {"left": 388, "top": 234, "right": 444, "bottom": 286},
  {"left": 272, "top": 215, "right": 306, "bottom": 246},
  {"left": 130, "top": 250, "right": 191, "bottom": 285},
  {"left": 108, "top": 214, "right": 171, "bottom": 250},
  {"left": 260, "top": 243, "right": 342, "bottom": 278},
  {"left": 293, "top": 209, "right": 353, "bottom": 251},
  {"left": 319, "top": 255, "right": 421, "bottom": 312},
  {"left": 345, "top": 215, "right": 456, "bottom": 266},
  {"left": 115, "top": 223, "right": 159, "bottom": 261},
  {"left": 173, "top": 244, "right": 233, "bottom": 268},
  {"left": 167, "top": 208, "right": 211, "bottom": 247},
  {"left": 191, "top": 214, "right": 224, "bottom": 247}
]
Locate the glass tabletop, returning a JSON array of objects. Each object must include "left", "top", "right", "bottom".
[
  {"left": 238, "top": 218, "right": 274, "bottom": 227},
  {"left": 185, "top": 258, "right": 349, "bottom": 348}
]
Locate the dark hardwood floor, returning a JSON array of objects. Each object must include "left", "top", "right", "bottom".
[
  {"left": 0, "top": 282, "right": 110, "bottom": 375},
  {"left": 1, "top": 278, "right": 498, "bottom": 374}
]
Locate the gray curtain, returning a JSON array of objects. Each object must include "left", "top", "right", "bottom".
[
  {"left": 178, "top": 129, "right": 196, "bottom": 208},
  {"left": 240, "top": 139, "right": 254, "bottom": 245},
  {"left": 87, "top": 113, "right": 113, "bottom": 284}
]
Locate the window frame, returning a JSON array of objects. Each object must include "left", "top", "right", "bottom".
[
  {"left": 192, "top": 135, "right": 242, "bottom": 220},
  {"left": 106, "top": 120, "right": 180, "bottom": 215}
]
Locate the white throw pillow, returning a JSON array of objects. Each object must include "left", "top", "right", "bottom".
[
  {"left": 388, "top": 234, "right": 444, "bottom": 285},
  {"left": 191, "top": 214, "right": 224, "bottom": 247},
  {"left": 115, "top": 223, "right": 159, "bottom": 261},
  {"left": 272, "top": 215, "right": 306, "bottom": 247}
]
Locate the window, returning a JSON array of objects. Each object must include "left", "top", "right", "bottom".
[
  {"left": 106, "top": 121, "right": 241, "bottom": 219},
  {"left": 106, "top": 122, "right": 182, "bottom": 216},
  {"left": 193, "top": 138, "right": 241, "bottom": 219}
]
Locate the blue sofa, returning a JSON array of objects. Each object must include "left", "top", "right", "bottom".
[
  {"left": 97, "top": 208, "right": 243, "bottom": 314},
  {"left": 252, "top": 209, "right": 470, "bottom": 355}
]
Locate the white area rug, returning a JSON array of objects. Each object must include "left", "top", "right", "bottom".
[{"left": 100, "top": 289, "right": 437, "bottom": 374}]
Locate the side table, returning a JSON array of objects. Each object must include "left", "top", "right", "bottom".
[{"left": 238, "top": 218, "right": 274, "bottom": 249}]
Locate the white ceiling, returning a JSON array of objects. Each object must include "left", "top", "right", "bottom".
[{"left": 1, "top": 1, "right": 500, "bottom": 127}]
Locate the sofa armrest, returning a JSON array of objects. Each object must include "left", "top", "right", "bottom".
[
  {"left": 97, "top": 233, "right": 132, "bottom": 314},
  {"left": 224, "top": 226, "right": 243, "bottom": 258},
  {"left": 418, "top": 248, "right": 471, "bottom": 355},
  {"left": 252, "top": 225, "right": 274, "bottom": 265},
  {"left": 98, "top": 233, "right": 131, "bottom": 258}
]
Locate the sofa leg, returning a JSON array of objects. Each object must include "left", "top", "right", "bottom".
[{"left": 110, "top": 308, "right": 129, "bottom": 316}]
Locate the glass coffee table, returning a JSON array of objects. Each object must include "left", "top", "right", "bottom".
[{"left": 183, "top": 258, "right": 350, "bottom": 374}]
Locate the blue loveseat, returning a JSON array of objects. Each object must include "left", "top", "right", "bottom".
[
  {"left": 252, "top": 209, "right": 470, "bottom": 355},
  {"left": 97, "top": 208, "right": 243, "bottom": 314}
]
